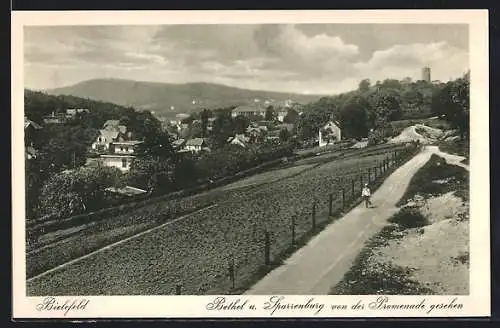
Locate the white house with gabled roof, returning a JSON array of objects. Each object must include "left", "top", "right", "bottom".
[{"left": 319, "top": 121, "right": 342, "bottom": 147}]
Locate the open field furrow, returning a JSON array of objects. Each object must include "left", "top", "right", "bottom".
[{"left": 27, "top": 143, "right": 417, "bottom": 295}]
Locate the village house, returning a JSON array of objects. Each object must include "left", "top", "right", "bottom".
[
  {"left": 184, "top": 138, "right": 209, "bottom": 153},
  {"left": 318, "top": 121, "right": 342, "bottom": 147},
  {"left": 276, "top": 109, "right": 289, "bottom": 122},
  {"left": 91, "top": 120, "right": 129, "bottom": 151},
  {"left": 103, "top": 120, "right": 127, "bottom": 133},
  {"left": 43, "top": 111, "right": 67, "bottom": 124},
  {"left": 172, "top": 138, "right": 186, "bottom": 151},
  {"left": 207, "top": 117, "right": 217, "bottom": 131},
  {"left": 231, "top": 105, "right": 266, "bottom": 118},
  {"left": 25, "top": 116, "right": 43, "bottom": 160},
  {"left": 245, "top": 124, "right": 268, "bottom": 142},
  {"left": 100, "top": 140, "right": 144, "bottom": 172},
  {"left": 227, "top": 134, "right": 250, "bottom": 148},
  {"left": 65, "top": 108, "right": 89, "bottom": 118},
  {"left": 42, "top": 109, "right": 90, "bottom": 124}
]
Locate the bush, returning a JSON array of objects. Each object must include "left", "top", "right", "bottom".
[
  {"left": 368, "top": 128, "right": 391, "bottom": 146},
  {"left": 388, "top": 207, "right": 429, "bottom": 229},
  {"left": 38, "top": 165, "right": 125, "bottom": 218}
]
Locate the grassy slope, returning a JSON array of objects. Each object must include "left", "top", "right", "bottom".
[{"left": 28, "top": 143, "right": 409, "bottom": 279}]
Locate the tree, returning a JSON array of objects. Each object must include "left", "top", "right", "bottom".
[
  {"left": 279, "top": 128, "right": 290, "bottom": 143},
  {"left": 126, "top": 156, "right": 175, "bottom": 194},
  {"left": 200, "top": 109, "right": 211, "bottom": 137},
  {"left": 233, "top": 115, "right": 250, "bottom": 134},
  {"left": 211, "top": 110, "right": 235, "bottom": 148},
  {"left": 38, "top": 165, "right": 124, "bottom": 218},
  {"left": 140, "top": 126, "right": 175, "bottom": 159},
  {"left": 431, "top": 74, "right": 469, "bottom": 139},
  {"left": 358, "top": 79, "right": 371, "bottom": 93},
  {"left": 172, "top": 154, "right": 199, "bottom": 189},
  {"left": 265, "top": 106, "right": 276, "bottom": 121},
  {"left": 339, "top": 102, "right": 369, "bottom": 139},
  {"left": 402, "top": 89, "right": 424, "bottom": 112},
  {"left": 295, "top": 97, "right": 340, "bottom": 141},
  {"left": 369, "top": 89, "right": 402, "bottom": 125},
  {"left": 283, "top": 108, "right": 299, "bottom": 124}
]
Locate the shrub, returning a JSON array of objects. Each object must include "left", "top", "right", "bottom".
[
  {"left": 368, "top": 129, "right": 390, "bottom": 146},
  {"left": 38, "top": 165, "right": 125, "bottom": 218},
  {"left": 388, "top": 207, "right": 429, "bottom": 229}
]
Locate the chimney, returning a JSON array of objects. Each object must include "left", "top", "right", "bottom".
[{"left": 127, "top": 131, "right": 132, "bottom": 139}]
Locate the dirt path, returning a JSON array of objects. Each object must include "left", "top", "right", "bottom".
[
  {"left": 246, "top": 146, "right": 444, "bottom": 295},
  {"left": 435, "top": 147, "right": 469, "bottom": 171}
]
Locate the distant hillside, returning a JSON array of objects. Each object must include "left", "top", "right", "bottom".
[
  {"left": 24, "top": 89, "right": 158, "bottom": 130},
  {"left": 45, "top": 79, "right": 324, "bottom": 118}
]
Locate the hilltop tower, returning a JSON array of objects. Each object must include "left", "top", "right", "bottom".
[{"left": 422, "top": 66, "right": 431, "bottom": 82}]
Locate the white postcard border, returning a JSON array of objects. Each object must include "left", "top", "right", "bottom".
[{"left": 11, "top": 9, "right": 490, "bottom": 319}]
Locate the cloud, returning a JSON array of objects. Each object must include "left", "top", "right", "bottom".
[
  {"left": 23, "top": 24, "right": 469, "bottom": 94},
  {"left": 251, "top": 25, "right": 360, "bottom": 77},
  {"left": 354, "top": 41, "right": 469, "bottom": 82}
]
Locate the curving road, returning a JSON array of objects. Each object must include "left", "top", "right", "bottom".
[{"left": 245, "top": 146, "right": 462, "bottom": 295}]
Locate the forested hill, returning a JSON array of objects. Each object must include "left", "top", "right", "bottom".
[
  {"left": 25, "top": 89, "right": 159, "bottom": 131},
  {"left": 24, "top": 89, "right": 163, "bottom": 178},
  {"left": 294, "top": 77, "right": 450, "bottom": 141},
  {"left": 45, "top": 78, "right": 324, "bottom": 117}
]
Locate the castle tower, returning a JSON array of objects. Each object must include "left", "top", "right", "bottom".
[{"left": 422, "top": 66, "right": 431, "bottom": 82}]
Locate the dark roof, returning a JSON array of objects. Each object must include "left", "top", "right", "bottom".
[
  {"left": 24, "top": 117, "right": 43, "bottom": 130},
  {"left": 172, "top": 139, "right": 186, "bottom": 147},
  {"left": 232, "top": 105, "right": 266, "bottom": 113},
  {"left": 324, "top": 120, "right": 341, "bottom": 128},
  {"left": 98, "top": 129, "right": 120, "bottom": 141},
  {"left": 106, "top": 186, "right": 148, "bottom": 196}
]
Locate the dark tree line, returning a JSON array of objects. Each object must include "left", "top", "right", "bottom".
[
  {"left": 294, "top": 77, "right": 448, "bottom": 142},
  {"left": 431, "top": 72, "right": 470, "bottom": 140}
]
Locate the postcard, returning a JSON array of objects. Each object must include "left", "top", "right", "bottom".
[{"left": 12, "top": 9, "right": 490, "bottom": 319}]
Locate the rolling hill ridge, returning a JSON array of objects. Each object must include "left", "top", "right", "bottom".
[{"left": 46, "top": 78, "right": 325, "bottom": 118}]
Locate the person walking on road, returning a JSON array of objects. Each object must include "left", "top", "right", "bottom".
[{"left": 362, "top": 183, "right": 372, "bottom": 208}]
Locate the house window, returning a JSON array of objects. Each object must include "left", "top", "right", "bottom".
[
  {"left": 120, "top": 147, "right": 124, "bottom": 152},
  {"left": 122, "top": 158, "right": 127, "bottom": 168}
]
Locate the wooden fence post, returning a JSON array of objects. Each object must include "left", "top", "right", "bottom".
[
  {"left": 312, "top": 201, "right": 316, "bottom": 230},
  {"left": 328, "top": 193, "right": 333, "bottom": 216},
  {"left": 368, "top": 168, "right": 371, "bottom": 182},
  {"left": 175, "top": 283, "right": 182, "bottom": 295},
  {"left": 291, "top": 215, "right": 296, "bottom": 244},
  {"left": 351, "top": 179, "right": 355, "bottom": 197},
  {"left": 359, "top": 175, "right": 363, "bottom": 189},
  {"left": 228, "top": 255, "right": 235, "bottom": 289},
  {"left": 342, "top": 189, "right": 346, "bottom": 209},
  {"left": 264, "top": 231, "right": 270, "bottom": 265}
]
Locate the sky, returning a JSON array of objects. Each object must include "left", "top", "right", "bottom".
[{"left": 24, "top": 24, "right": 469, "bottom": 95}]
